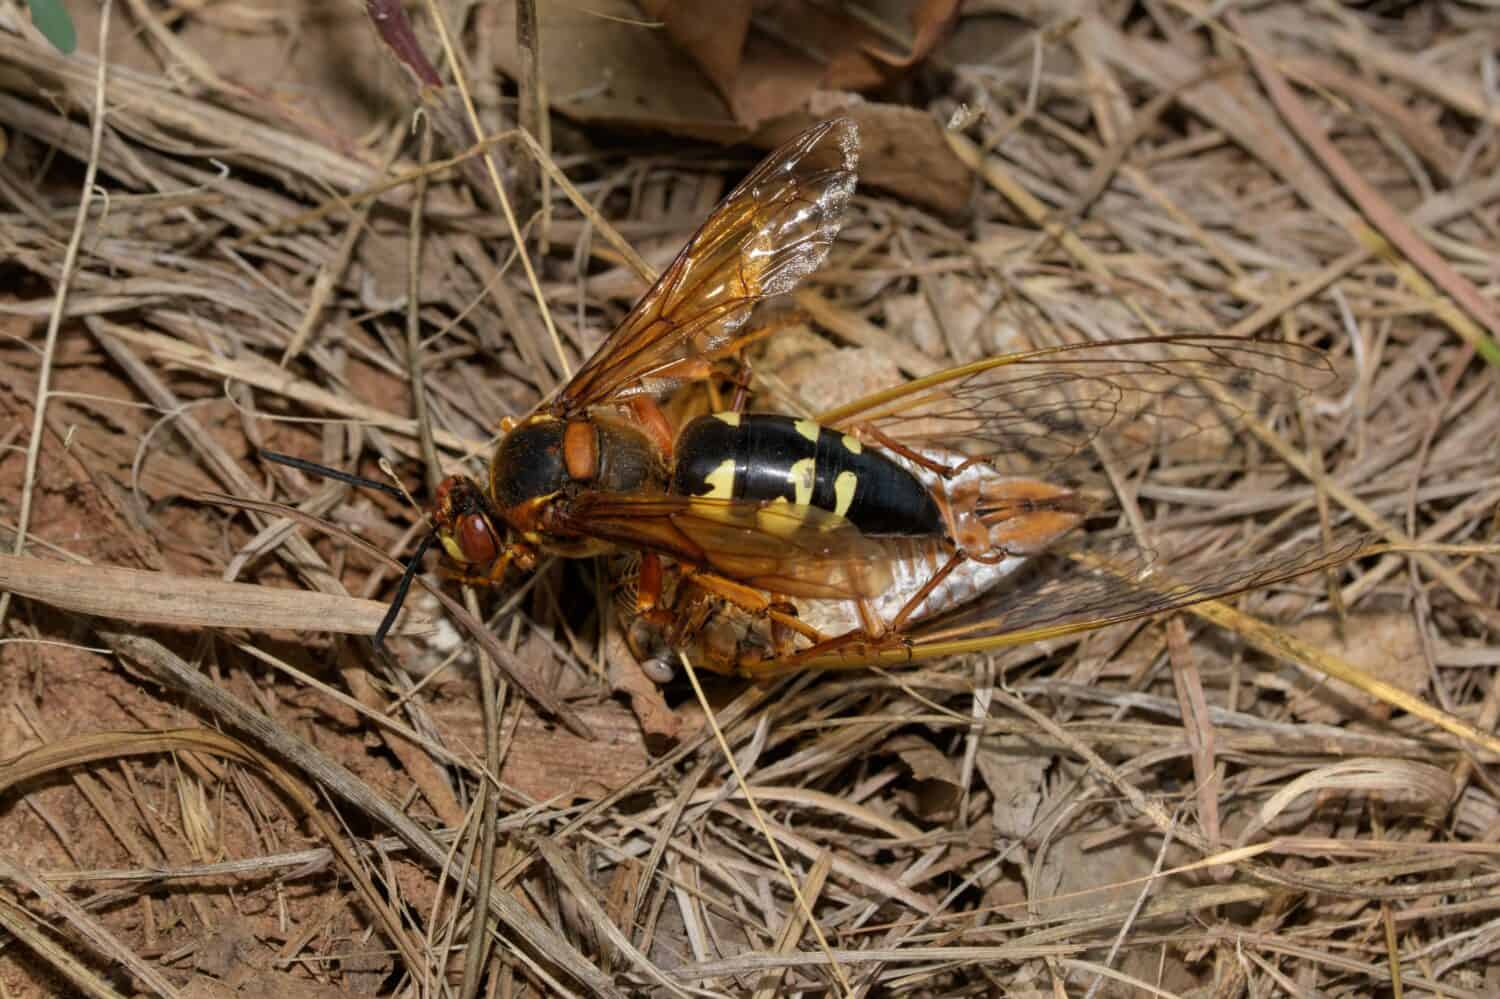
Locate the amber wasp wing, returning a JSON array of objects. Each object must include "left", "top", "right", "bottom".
[
  {"left": 266, "top": 119, "right": 863, "bottom": 655},
  {"left": 556, "top": 492, "right": 900, "bottom": 599},
  {"left": 523, "top": 118, "right": 901, "bottom": 611},
  {"left": 555, "top": 117, "right": 859, "bottom": 414}
]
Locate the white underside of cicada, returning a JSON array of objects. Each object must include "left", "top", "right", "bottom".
[{"left": 792, "top": 448, "right": 1042, "bottom": 636}]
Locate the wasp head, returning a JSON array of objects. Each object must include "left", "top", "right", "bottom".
[{"left": 432, "top": 475, "right": 508, "bottom": 570}]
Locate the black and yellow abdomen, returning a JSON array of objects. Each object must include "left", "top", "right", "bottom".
[{"left": 671, "top": 413, "right": 942, "bottom": 536}]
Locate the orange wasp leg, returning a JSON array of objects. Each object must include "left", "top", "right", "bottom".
[
  {"left": 633, "top": 552, "right": 675, "bottom": 628},
  {"left": 637, "top": 566, "right": 823, "bottom": 677},
  {"left": 704, "top": 311, "right": 807, "bottom": 365},
  {"left": 734, "top": 553, "right": 968, "bottom": 680},
  {"left": 626, "top": 396, "right": 676, "bottom": 462},
  {"left": 671, "top": 591, "right": 743, "bottom": 675},
  {"left": 720, "top": 312, "right": 805, "bottom": 413},
  {"left": 445, "top": 545, "right": 518, "bottom": 588},
  {"left": 646, "top": 312, "right": 807, "bottom": 412}
]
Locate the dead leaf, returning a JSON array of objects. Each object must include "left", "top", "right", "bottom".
[
  {"left": 607, "top": 625, "right": 686, "bottom": 752},
  {"left": 885, "top": 732, "right": 963, "bottom": 820},
  {"left": 974, "top": 739, "right": 1049, "bottom": 839},
  {"left": 489, "top": 3, "right": 972, "bottom": 214},
  {"left": 978, "top": 873, "right": 1027, "bottom": 923},
  {"left": 1035, "top": 807, "right": 1201, "bottom": 992},
  {"left": 177, "top": 4, "right": 406, "bottom": 146},
  {"left": 641, "top": 0, "right": 961, "bottom": 129},
  {"left": 490, "top": 0, "right": 742, "bottom": 142}
]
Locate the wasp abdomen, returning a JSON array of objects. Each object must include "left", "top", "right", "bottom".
[{"left": 671, "top": 413, "right": 942, "bottom": 536}]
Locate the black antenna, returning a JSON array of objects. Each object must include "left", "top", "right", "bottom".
[
  {"left": 374, "top": 529, "right": 436, "bottom": 651},
  {"left": 261, "top": 449, "right": 432, "bottom": 650},
  {"left": 261, "top": 450, "right": 409, "bottom": 503}
]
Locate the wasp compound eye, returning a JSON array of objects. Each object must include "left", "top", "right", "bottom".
[{"left": 455, "top": 513, "right": 500, "bottom": 566}]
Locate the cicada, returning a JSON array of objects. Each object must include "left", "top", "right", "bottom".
[{"left": 268, "top": 117, "right": 1365, "bottom": 681}]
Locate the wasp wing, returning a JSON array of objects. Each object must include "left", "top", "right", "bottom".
[
  {"left": 559, "top": 492, "right": 895, "bottom": 599},
  {"left": 818, "top": 335, "right": 1335, "bottom": 481},
  {"left": 558, "top": 118, "right": 859, "bottom": 413}
]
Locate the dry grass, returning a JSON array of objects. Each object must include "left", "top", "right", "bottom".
[{"left": 2, "top": 2, "right": 1499, "bottom": 997}]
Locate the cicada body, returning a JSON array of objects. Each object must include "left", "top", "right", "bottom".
[{"left": 618, "top": 433, "right": 1090, "bottom": 677}]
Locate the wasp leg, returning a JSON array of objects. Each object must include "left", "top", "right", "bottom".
[
  {"left": 632, "top": 552, "right": 679, "bottom": 629},
  {"left": 703, "top": 311, "right": 806, "bottom": 364},
  {"left": 723, "top": 311, "right": 804, "bottom": 412},
  {"left": 723, "top": 355, "right": 750, "bottom": 413},
  {"left": 705, "top": 351, "right": 753, "bottom": 414},
  {"left": 707, "top": 337, "right": 754, "bottom": 413},
  {"left": 652, "top": 312, "right": 807, "bottom": 411},
  {"left": 621, "top": 564, "right": 779, "bottom": 679},
  {"left": 630, "top": 565, "right": 834, "bottom": 678},
  {"left": 729, "top": 551, "right": 965, "bottom": 680},
  {"left": 625, "top": 396, "right": 676, "bottom": 463},
  {"left": 641, "top": 577, "right": 754, "bottom": 678},
  {"left": 444, "top": 546, "right": 519, "bottom": 588},
  {"left": 646, "top": 585, "right": 724, "bottom": 680}
]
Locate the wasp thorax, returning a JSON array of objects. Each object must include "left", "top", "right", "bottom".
[
  {"left": 489, "top": 418, "right": 570, "bottom": 511},
  {"left": 489, "top": 415, "right": 668, "bottom": 518}
]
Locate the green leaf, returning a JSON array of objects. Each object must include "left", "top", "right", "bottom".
[{"left": 29, "top": 0, "right": 77, "bottom": 55}]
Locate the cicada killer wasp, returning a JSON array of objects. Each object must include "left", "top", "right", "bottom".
[{"left": 266, "top": 117, "right": 1368, "bottom": 681}]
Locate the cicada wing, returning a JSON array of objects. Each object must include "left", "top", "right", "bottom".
[
  {"left": 558, "top": 118, "right": 859, "bottom": 413},
  {"left": 916, "top": 532, "right": 1371, "bottom": 647},
  {"left": 758, "top": 531, "right": 1374, "bottom": 674},
  {"left": 818, "top": 335, "right": 1336, "bottom": 482}
]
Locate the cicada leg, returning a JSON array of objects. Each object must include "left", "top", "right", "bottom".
[
  {"left": 621, "top": 573, "right": 723, "bottom": 683},
  {"left": 678, "top": 569, "right": 824, "bottom": 644},
  {"left": 622, "top": 562, "right": 829, "bottom": 678},
  {"left": 730, "top": 552, "right": 966, "bottom": 680},
  {"left": 887, "top": 551, "right": 967, "bottom": 631},
  {"left": 858, "top": 424, "right": 958, "bottom": 477},
  {"left": 735, "top": 628, "right": 916, "bottom": 680}
]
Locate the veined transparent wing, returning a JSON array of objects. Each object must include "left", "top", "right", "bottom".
[
  {"left": 558, "top": 118, "right": 859, "bottom": 413},
  {"left": 818, "top": 335, "right": 1336, "bottom": 481},
  {"left": 757, "top": 530, "right": 1374, "bottom": 674}
]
